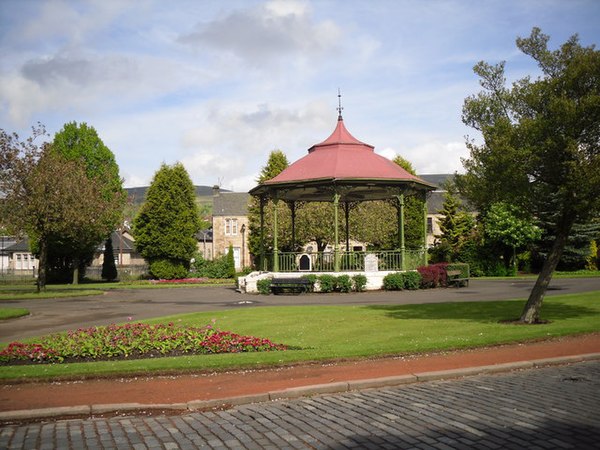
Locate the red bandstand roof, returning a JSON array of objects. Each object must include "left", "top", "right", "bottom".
[{"left": 250, "top": 115, "right": 435, "bottom": 202}]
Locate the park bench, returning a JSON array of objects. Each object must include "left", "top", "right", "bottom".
[
  {"left": 447, "top": 270, "right": 469, "bottom": 287},
  {"left": 270, "top": 277, "right": 312, "bottom": 295}
]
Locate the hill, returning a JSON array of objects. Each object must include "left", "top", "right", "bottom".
[{"left": 125, "top": 186, "right": 231, "bottom": 205}]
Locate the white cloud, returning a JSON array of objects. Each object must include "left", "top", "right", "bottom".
[{"left": 178, "top": 0, "right": 342, "bottom": 67}]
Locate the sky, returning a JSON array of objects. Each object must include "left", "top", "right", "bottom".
[{"left": 1, "top": 0, "right": 599, "bottom": 192}]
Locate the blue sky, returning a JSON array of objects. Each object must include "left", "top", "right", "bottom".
[{"left": 1, "top": 0, "right": 599, "bottom": 191}]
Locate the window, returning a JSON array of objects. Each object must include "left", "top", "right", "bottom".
[
  {"left": 427, "top": 217, "right": 433, "bottom": 234},
  {"left": 225, "top": 218, "right": 238, "bottom": 236}
]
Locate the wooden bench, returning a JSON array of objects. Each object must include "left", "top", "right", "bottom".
[
  {"left": 447, "top": 270, "right": 469, "bottom": 287},
  {"left": 270, "top": 277, "right": 313, "bottom": 295}
]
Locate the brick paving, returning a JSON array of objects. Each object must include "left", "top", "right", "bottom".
[{"left": 2, "top": 361, "right": 599, "bottom": 449}]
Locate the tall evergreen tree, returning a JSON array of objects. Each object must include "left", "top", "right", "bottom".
[
  {"left": 133, "top": 163, "right": 201, "bottom": 279},
  {"left": 248, "top": 150, "right": 290, "bottom": 264},
  {"left": 101, "top": 235, "right": 118, "bottom": 281}
]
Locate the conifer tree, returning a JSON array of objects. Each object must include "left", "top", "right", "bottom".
[
  {"left": 133, "top": 163, "right": 201, "bottom": 279},
  {"left": 101, "top": 235, "right": 118, "bottom": 281}
]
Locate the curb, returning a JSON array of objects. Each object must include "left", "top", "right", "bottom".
[{"left": 2, "top": 353, "right": 599, "bottom": 424}]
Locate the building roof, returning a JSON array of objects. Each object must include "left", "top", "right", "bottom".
[
  {"left": 250, "top": 116, "right": 435, "bottom": 202},
  {"left": 213, "top": 192, "right": 250, "bottom": 216}
]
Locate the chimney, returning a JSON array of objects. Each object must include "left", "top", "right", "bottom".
[{"left": 212, "top": 185, "right": 220, "bottom": 197}]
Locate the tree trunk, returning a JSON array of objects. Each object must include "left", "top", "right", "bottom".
[
  {"left": 37, "top": 238, "right": 48, "bottom": 293},
  {"left": 72, "top": 256, "right": 79, "bottom": 285},
  {"left": 519, "top": 229, "right": 570, "bottom": 323}
]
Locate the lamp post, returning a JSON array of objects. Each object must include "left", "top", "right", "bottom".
[{"left": 240, "top": 224, "right": 246, "bottom": 269}]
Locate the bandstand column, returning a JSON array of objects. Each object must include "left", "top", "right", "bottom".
[
  {"left": 333, "top": 193, "right": 340, "bottom": 272},
  {"left": 273, "top": 198, "right": 279, "bottom": 272}
]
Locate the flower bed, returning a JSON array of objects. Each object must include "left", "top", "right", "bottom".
[{"left": 0, "top": 322, "right": 287, "bottom": 365}]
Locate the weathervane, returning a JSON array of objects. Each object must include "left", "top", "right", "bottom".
[{"left": 337, "top": 88, "right": 344, "bottom": 120}]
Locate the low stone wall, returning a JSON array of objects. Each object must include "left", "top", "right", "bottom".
[{"left": 238, "top": 270, "right": 405, "bottom": 294}]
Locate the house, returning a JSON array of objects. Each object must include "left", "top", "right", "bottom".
[
  {"left": 3, "top": 238, "right": 38, "bottom": 275},
  {"left": 211, "top": 186, "right": 250, "bottom": 270},
  {"left": 420, "top": 174, "right": 453, "bottom": 247},
  {"left": 196, "top": 229, "right": 213, "bottom": 261},
  {"left": 0, "top": 236, "right": 17, "bottom": 274},
  {"left": 90, "top": 230, "right": 145, "bottom": 267}
]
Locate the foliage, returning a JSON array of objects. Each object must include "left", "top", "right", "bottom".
[
  {"left": 337, "top": 275, "right": 352, "bottom": 293},
  {"left": 403, "top": 271, "right": 422, "bottom": 290},
  {"left": 586, "top": 240, "right": 598, "bottom": 271},
  {"left": 48, "top": 122, "right": 125, "bottom": 284},
  {"left": 149, "top": 259, "right": 189, "bottom": 280},
  {"left": 383, "top": 272, "right": 404, "bottom": 290},
  {"left": 301, "top": 274, "right": 317, "bottom": 292},
  {"left": 352, "top": 274, "right": 367, "bottom": 292},
  {"left": 248, "top": 150, "right": 291, "bottom": 263},
  {"left": 192, "top": 253, "right": 235, "bottom": 279},
  {"left": 226, "top": 244, "right": 236, "bottom": 279},
  {"left": 101, "top": 236, "right": 118, "bottom": 281},
  {"left": 458, "top": 27, "right": 600, "bottom": 323},
  {"left": 417, "top": 263, "right": 448, "bottom": 288},
  {"left": 256, "top": 278, "right": 272, "bottom": 295},
  {"left": 0, "top": 322, "right": 287, "bottom": 364},
  {"left": 433, "top": 189, "right": 475, "bottom": 262},
  {"left": 317, "top": 274, "right": 337, "bottom": 293},
  {"left": 484, "top": 202, "right": 541, "bottom": 272},
  {"left": 133, "top": 163, "right": 201, "bottom": 279}
]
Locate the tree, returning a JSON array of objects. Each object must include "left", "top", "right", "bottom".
[
  {"left": 433, "top": 189, "right": 475, "bottom": 262},
  {"left": 1, "top": 125, "right": 117, "bottom": 290},
  {"left": 101, "top": 235, "right": 118, "bottom": 281},
  {"left": 49, "top": 122, "right": 125, "bottom": 283},
  {"left": 459, "top": 28, "right": 600, "bottom": 323},
  {"left": 484, "top": 202, "right": 541, "bottom": 274},
  {"left": 248, "top": 150, "right": 291, "bottom": 264},
  {"left": 133, "top": 163, "right": 201, "bottom": 279},
  {"left": 21, "top": 151, "right": 114, "bottom": 290}
]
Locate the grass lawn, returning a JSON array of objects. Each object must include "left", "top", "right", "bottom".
[
  {"left": 0, "top": 280, "right": 234, "bottom": 301},
  {"left": 1, "top": 290, "right": 598, "bottom": 381},
  {"left": 0, "top": 308, "right": 29, "bottom": 320}
]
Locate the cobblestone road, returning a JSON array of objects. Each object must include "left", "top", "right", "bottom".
[{"left": 2, "top": 361, "right": 599, "bottom": 449}]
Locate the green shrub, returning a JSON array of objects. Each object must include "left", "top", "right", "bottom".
[
  {"left": 383, "top": 272, "right": 404, "bottom": 290},
  {"left": 192, "top": 254, "right": 234, "bottom": 279},
  {"left": 149, "top": 259, "right": 189, "bottom": 280},
  {"left": 352, "top": 274, "right": 367, "bottom": 292},
  {"left": 301, "top": 274, "right": 317, "bottom": 292},
  {"left": 318, "top": 275, "right": 337, "bottom": 293},
  {"left": 403, "top": 271, "right": 422, "bottom": 290},
  {"left": 256, "top": 278, "right": 272, "bottom": 295},
  {"left": 337, "top": 275, "right": 352, "bottom": 293}
]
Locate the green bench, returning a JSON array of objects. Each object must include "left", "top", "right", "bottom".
[
  {"left": 447, "top": 270, "right": 469, "bottom": 287},
  {"left": 270, "top": 278, "right": 312, "bottom": 295}
]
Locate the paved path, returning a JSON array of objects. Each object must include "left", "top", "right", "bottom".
[
  {"left": 2, "top": 361, "right": 599, "bottom": 449},
  {"left": 2, "top": 278, "right": 599, "bottom": 342}
]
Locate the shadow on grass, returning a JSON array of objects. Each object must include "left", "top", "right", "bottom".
[{"left": 364, "top": 299, "right": 598, "bottom": 323}]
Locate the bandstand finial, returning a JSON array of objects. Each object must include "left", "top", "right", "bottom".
[{"left": 337, "top": 88, "right": 344, "bottom": 120}]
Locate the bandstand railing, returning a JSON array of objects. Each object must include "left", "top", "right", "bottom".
[{"left": 262, "top": 250, "right": 425, "bottom": 273}]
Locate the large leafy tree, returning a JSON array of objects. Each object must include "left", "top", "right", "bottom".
[
  {"left": 48, "top": 122, "right": 125, "bottom": 283},
  {"left": 1, "top": 125, "right": 117, "bottom": 290},
  {"left": 133, "top": 163, "right": 201, "bottom": 279},
  {"left": 458, "top": 28, "right": 600, "bottom": 323},
  {"left": 484, "top": 202, "right": 541, "bottom": 273}
]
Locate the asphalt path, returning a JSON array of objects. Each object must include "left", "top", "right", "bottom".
[{"left": 1, "top": 277, "right": 599, "bottom": 343}]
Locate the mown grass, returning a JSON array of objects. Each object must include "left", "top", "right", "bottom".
[
  {"left": 1, "top": 290, "right": 598, "bottom": 381},
  {"left": 0, "top": 280, "right": 234, "bottom": 301},
  {"left": 0, "top": 308, "right": 29, "bottom": 320}
]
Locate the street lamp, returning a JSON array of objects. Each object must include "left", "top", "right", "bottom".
[{"left": 240, "top": 224, "right": 246, "bottom": 269}]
